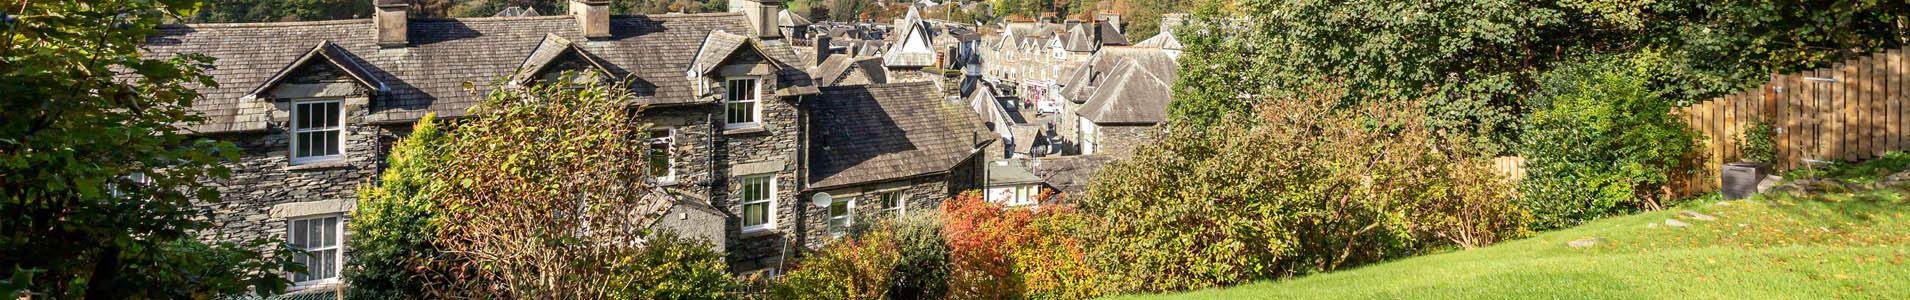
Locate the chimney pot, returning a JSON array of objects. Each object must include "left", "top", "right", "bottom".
[
  {"left": 374, "top": 0, "right": 408, "bottom": 48},
  {"left": 570, "top": 0, "right": 611, "bottom": 40}
]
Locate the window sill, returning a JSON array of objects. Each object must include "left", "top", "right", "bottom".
[
  {"left": 723, "top": 126, "right": 767, "bottom": 136},
  {"left": 741, "top": 227, "right": 780, "bottom": 238},
  {"left": 285, "top": 160, "right": 351, "bottom": 171}
]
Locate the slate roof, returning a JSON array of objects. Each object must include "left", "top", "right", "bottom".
[
  {"left": 814, "top": 55, "right": 887, "bottom": 87},
  {"left": 1097, "top": 22, "right": 1129, "bottom": 45},
  {"left": 808, "top": 82, "right": 990, "bottom": 190},
  {"left": 1059, "top": 47, "right": 1177, "bottom": 103},
  {"left": 986, "top": 160, "right": 1045, "bottom": 186},
  {"left": 1133, "top": 31, "right": 1183, "bottom": 50},
  {"left": 144, "top": 13, "right": 814, "bottom": 133},
  {"left": 1062, "top": 47, "right": 1179, "bottom": 125}
]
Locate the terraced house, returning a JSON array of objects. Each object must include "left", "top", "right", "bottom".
[{"left": 142, "top": 0, "right": 990, "bottom": 290}]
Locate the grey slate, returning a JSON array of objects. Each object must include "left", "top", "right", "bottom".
[
  {"left": 808, "top": 82, "right": 990, "bottom": 189},
  {"left": 144, "top": 13, "right": 816, "bottom": 133}
]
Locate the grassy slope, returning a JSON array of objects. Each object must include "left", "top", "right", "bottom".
[{"left": 1112, "top": 188, "right": 1910, "bottom": 299}]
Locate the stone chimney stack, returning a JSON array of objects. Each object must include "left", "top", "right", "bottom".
[
  {"left": 744, "top": 0, "right": 785, "bottom": 39},
  {"left": 570, "top": 0, "right": 611, "bottom": 40},
  {"left": 1160, "top": 13, "right": 1188, "bottom": 33},
  {"left": 374, "top": 0, "right": 408, "bottom": 48},
  {"left": 814, "top": 36, "right": 831, "bottom": 67}
]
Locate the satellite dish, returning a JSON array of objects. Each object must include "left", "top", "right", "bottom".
[{"left": 811, "top": 192, "right": 834, "bottom": 208}]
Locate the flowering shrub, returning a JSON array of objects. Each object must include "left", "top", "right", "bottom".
[{"left": 942, "top": 192, "right": 1100, "bottom": 299}]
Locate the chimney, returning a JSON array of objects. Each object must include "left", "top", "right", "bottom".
[
  {"left": 570, "top": 0, "right": 610, "bottom": 40},
  {"left": 745, "top": 0, "right": 784, "bottom": 39},
  {"left": 814, "top": 36, "right": 831, "bottom": 67},
  {"left": 1098, "top": 12, "right": 1122, "bottom": 34},
  {"left": 1160, "top": 13, "right": 1187, "bottom": 33},
  {"left": 374, "top": 0, "right": 407, "bottom": 48}
]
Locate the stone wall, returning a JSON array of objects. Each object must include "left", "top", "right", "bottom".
[
  {"left": 199, "top": 96, "right": 393, "bottom": 265},
  {"left": 699, "top": 51, "right": 809, "bottom": 272},
  {"left": 1091, "top": 124, "right": 1155, "bottom": 157},
  {"left": 803, "top": 175, "right": 951, "bottom": 248}
]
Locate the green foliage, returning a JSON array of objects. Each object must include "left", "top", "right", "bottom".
[
  {"left": 771, "top": 216, "right": 951, "bottom": 300},
  {"left": 1088, "top": 86, "right": 1529, "bottom": 292},
  {"left": 1, "top": 0, "right": 294, "bottom": 297},
  {"left": 345, "top": 114, "right": 451, "bottom": 299},
  {"left": 612, "top": 233, "right": 735, "bottom": 299},
  {"left": 772, "top": 229, "right": 900, "bottom": 300},
  {"left": 193, "top": 0, "right": 370, "bottom": 22},
  {"left": 428, "top": 76, "right": 690, "bottom": 297},
  {"left": 1736, "top": 121, "right": 1777, "bottom": 163},
  {"left": 888, "top": 215, "right": 951, "bottom": 300},
  {"left": 1517, "top": 52, "right": 1705, "bottom": 230}
]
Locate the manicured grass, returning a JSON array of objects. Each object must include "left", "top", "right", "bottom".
[
  {"left": 1109, "top": 188, "right": 1910, "bottom": 299},
  {"left": 1782, "top": 152, "right": 1910, "bottom": 185}
]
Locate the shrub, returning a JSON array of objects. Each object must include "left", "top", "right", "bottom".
[
  {"left": 613, "top": 233, "right": 734, "bottom": 299},
  {"left": 1736, "top": 121, "right": 1777, "bottom": 163},
  {"left": 346, "top": 114, "right": 451, "bottom": 299},
  {"left": 888, "top": 215, "right": 950, "bottom": 300},
  {"left": 1085, "top": 86, "right": 1529, "bottom": 292},
  {"left": 771, "top": 229, "right": 900, "bottom": 300},
  {"left": 1518, "top": 52, "right": 1705, "bottom": 230},
  {"left": 942, "top": 193, "right": 1100, "bottom": 299},
  {"left": 428, "top": 76, "right": 695, "bottom": 297},
  {"left": 771, "top": 216, "right": 949, "bottom": 300}
]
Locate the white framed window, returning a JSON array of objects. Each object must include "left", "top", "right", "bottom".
[
  {"left": 724, "top": 78, "right": 761, "bottom": 130},
  {"left": 645, "top": 128, "right": 675, "bottom": 182},
  {"left": 290, "top": 100, "right": 344, "bottom": 164},
  {"left": 879, "top": 190, "right": 903, "bottom": 217},
  {"left": 288, "top": 214, "right": 343, "bottom": 286},
  {"left": 739, "top": 175, "right": 775, "bottom": 232},
  {"left": 828, "top": 197, "right": 853, "bottom": 238}
]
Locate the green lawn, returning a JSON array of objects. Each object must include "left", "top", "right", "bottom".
[{"left": 1110, "top": 187, "right": 1910, "bottom": 299}]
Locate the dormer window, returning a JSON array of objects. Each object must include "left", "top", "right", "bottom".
[
  {"left": 725, "top": 77, "right": 761, "bottom": 129},
  {"left": 291, "top": 100, "right": 344, "bottom": 164}
]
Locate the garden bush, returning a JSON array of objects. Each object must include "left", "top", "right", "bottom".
[
  {"left": 346, "top": 114, "right": 452, "bottom": 299},
  {"left": 1518, "top": 52, "right": 1705, "bottom": 230},
  {"left": 612, "top": 233, "right": 734, "bottom": 299},
  {"left": 942, "top": 193, "right": 1101, "bottom": 299},
  {"left": 771, "top": 228, "right": 900, "bottom": 300},
  {"left": 1085, "top": 86, "right": 1529, "bottom": 292},
  {"left": 771, "top": 215, "right": 950, "bottom": 300}
]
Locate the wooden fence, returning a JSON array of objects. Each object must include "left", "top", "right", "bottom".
[
  {"left": 1491, "top": 48, "right": 1910, "bottom": 195},
  {"left": 1677, "top": 48, "right": 1908, "bottom": 194}
]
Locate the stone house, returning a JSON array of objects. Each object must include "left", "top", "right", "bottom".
[
  {"left": 804, "top": 82, "right": 992, "bottom": 243},
  {"left": 142, "top": 0, "right": 986, "bottom": 290},
  {"left": 1054, "top": 47, "right": 1179, "bottom": 156}
]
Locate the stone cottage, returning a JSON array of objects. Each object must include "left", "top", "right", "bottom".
[
  {"left": 1054, "top": 46, "right": 1179, "bottom": 156},
  {"left": 141, "top": 0, "right": 988, "bottom": 290}
]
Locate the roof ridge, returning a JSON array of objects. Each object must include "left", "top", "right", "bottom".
[{"left": 159, "top": 12, "right": 746, "bottom": 29}]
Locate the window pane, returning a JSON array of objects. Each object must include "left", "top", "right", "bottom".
[
  {"left": 744, "top": 203, "right": 766, "bottom": 226},
  {"left": 322, "top": 130, "right": 340, "bottom": 156},
  {"left": 289, "top": 219, "right": 306, "bottom": 248},
  {"left": 294, "top": 103, "right": 310, "bottom": 129},
  {"left": 829, "top": 200, "right": 847, "bottom": 217},
  {"left": 324, "top": 102, "right": 340, "bottom": 127},
  {"left": 649, "top": 148, "right": 669, "bottom": 177},
  {"left": 322, "top": 217, "right": 335, "bottom": 247}
]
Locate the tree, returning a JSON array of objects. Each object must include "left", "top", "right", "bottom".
[
  {"left": 1089, "top": 85, "right": 1528, "bottom": 292},
  {"left": 1517, "top": 52, "right": 1705, "bottom": 230},
  {"left": 426, "top": 76, "right": 718, "bottom": 297},
  {"left": 1, "top": 0, "right": 292, "bottom": 298},
  {"left": 345, "top": 114, "right": 452, "bottom": 299}
]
